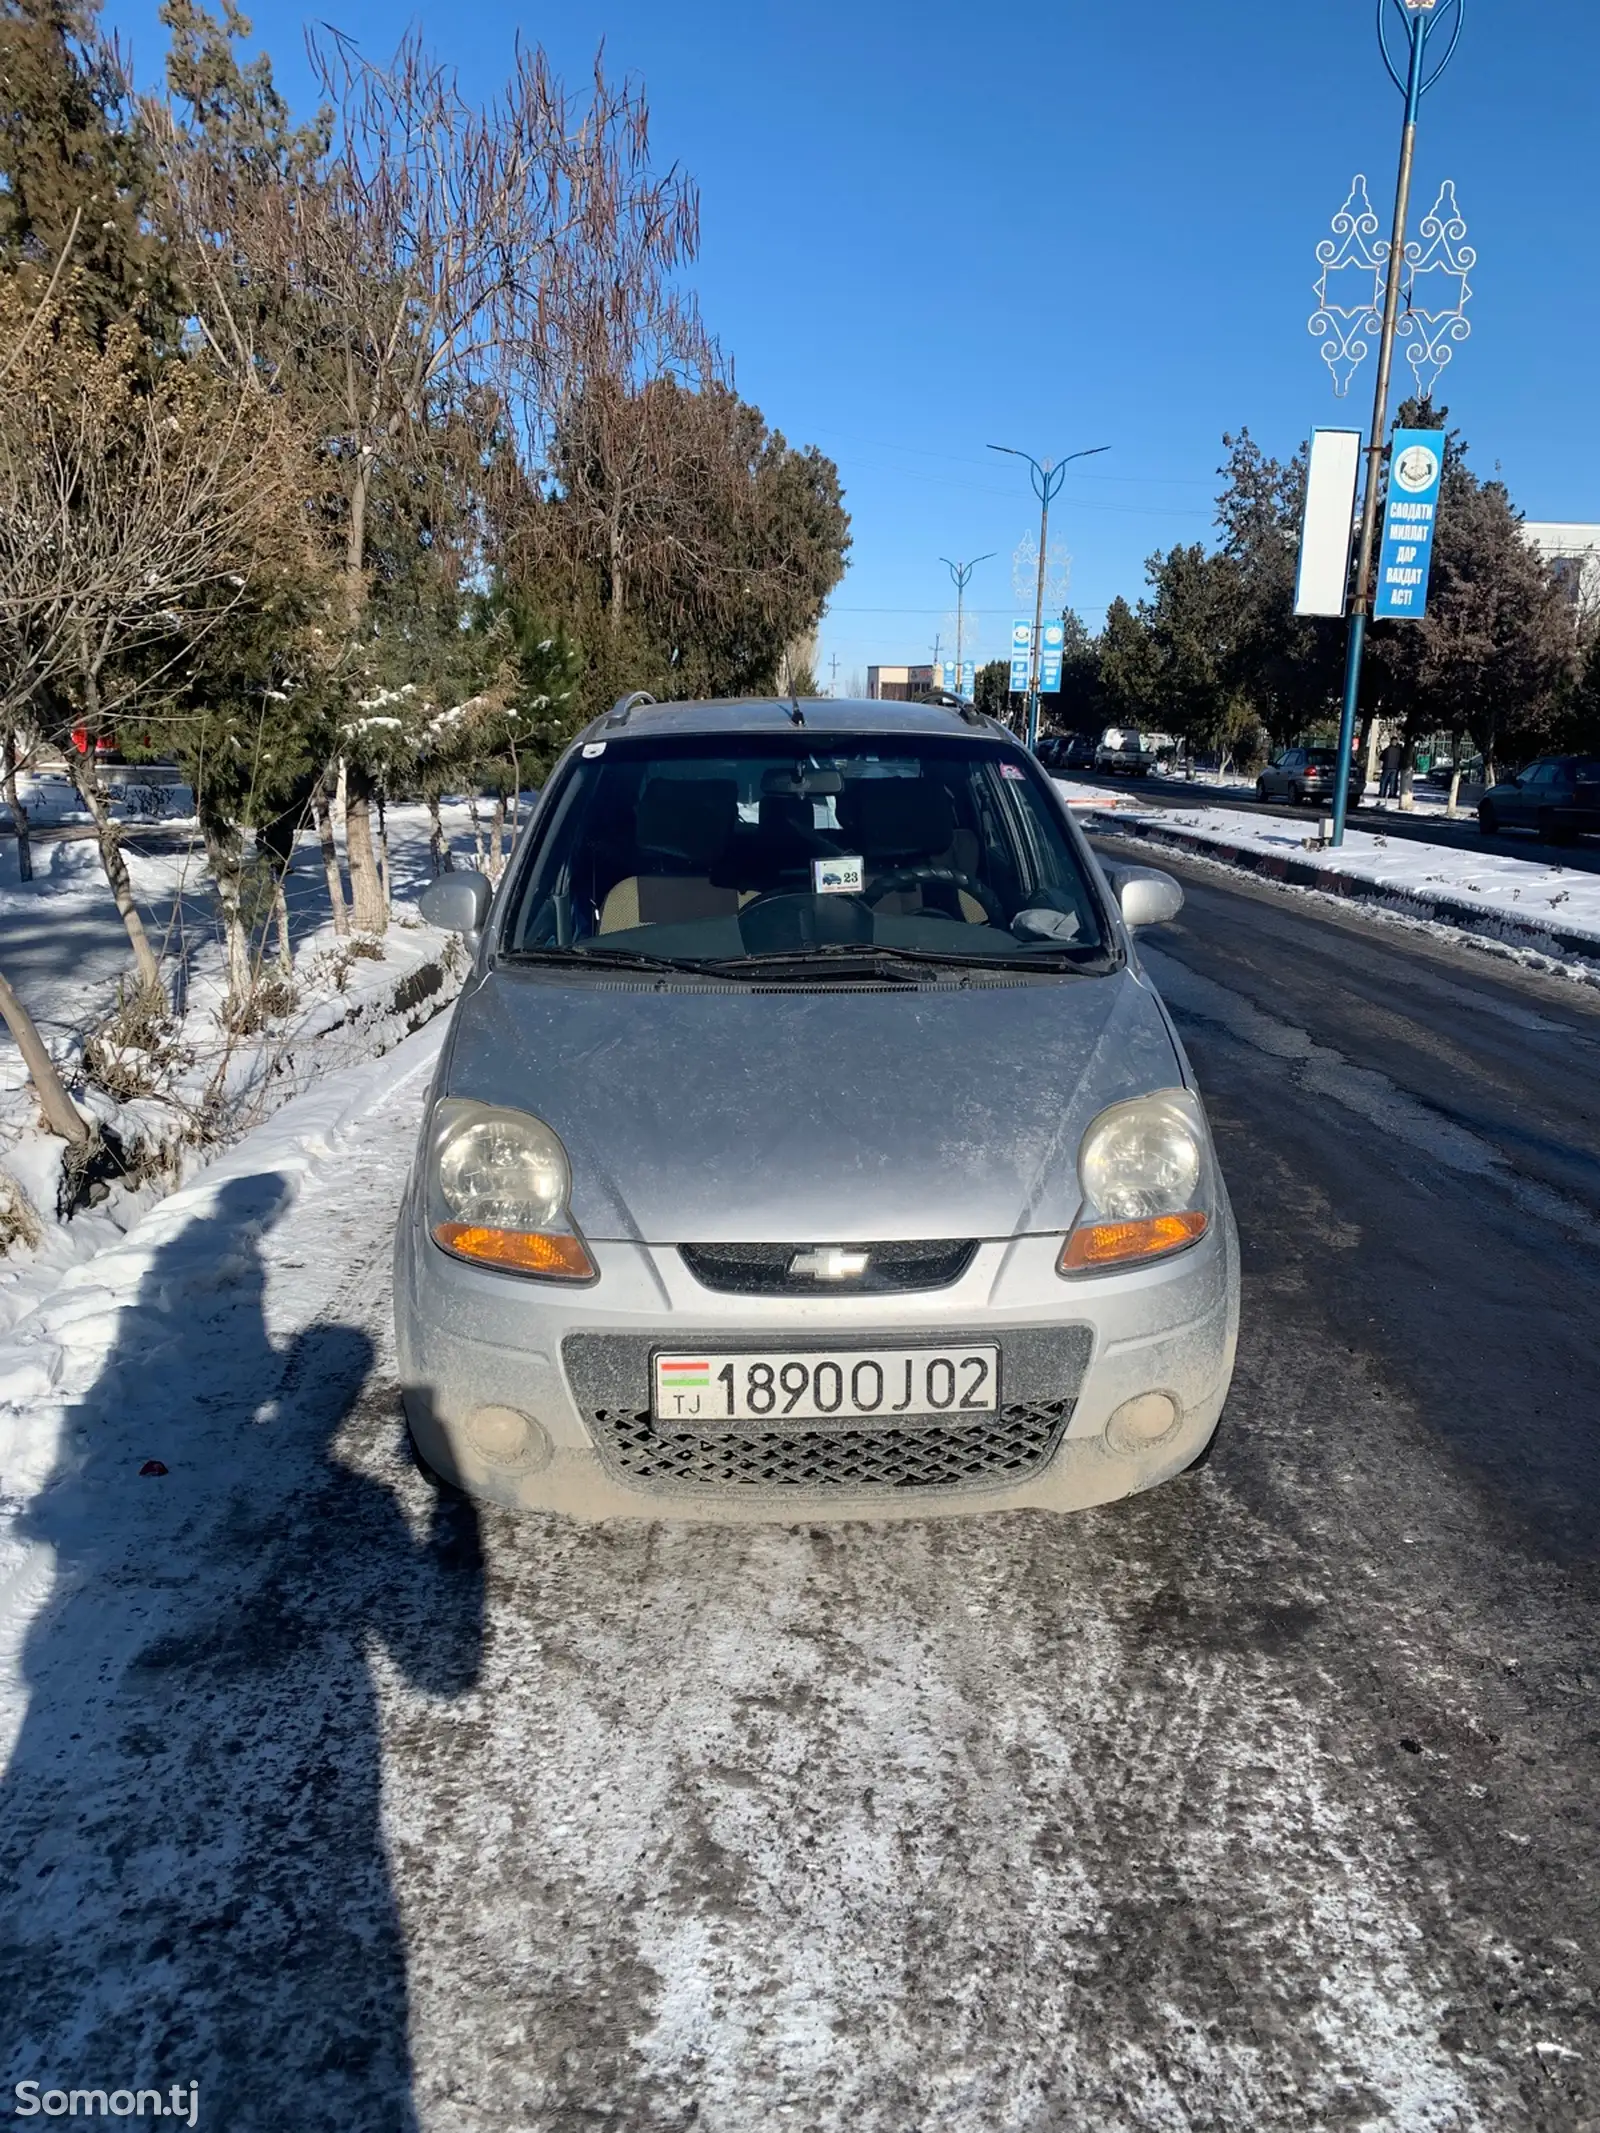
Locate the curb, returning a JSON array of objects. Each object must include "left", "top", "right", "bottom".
[{"left": 1085, "top": 809, "right": 1600, "bottom": 970}]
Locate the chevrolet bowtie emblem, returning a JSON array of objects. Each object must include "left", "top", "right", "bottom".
[{"left": 789, "top": 1247, "right": 870, "bottom": 1281}]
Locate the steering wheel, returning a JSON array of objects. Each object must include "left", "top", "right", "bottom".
[{"left": 863, "top": 865, "right": 1007, "bottom": 926}]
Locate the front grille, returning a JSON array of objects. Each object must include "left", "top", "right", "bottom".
[
  {"left": 680, "top": 1239, "right": 977, "bottom": 1296},
  {"left": 563, "top": 1326, "right": 1092, "bottom": 1498}
]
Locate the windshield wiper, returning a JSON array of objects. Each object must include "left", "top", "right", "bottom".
[
  {"left": 504, "top": 941, "right": 1112, "bottom": 982},
  {"left": 502, "top": 945, "right": 721, "bottom": 976},
  {"left": 704, "top": 943, "right": 1107, "bottom": 980},
  {"left": 702, "top": 947, "right": 932, "bottom": 983}
]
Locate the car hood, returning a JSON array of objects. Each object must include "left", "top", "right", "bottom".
[{"left": 440, "top": 967, "right": 1183, "bottom": 1245}]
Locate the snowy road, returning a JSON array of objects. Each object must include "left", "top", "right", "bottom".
[
  {"left": 1065, "top": 767, "right": 1600, "bottom": 880},
  {"left": 3, "top": 855, "right": 1599, "bottom": 2130}
]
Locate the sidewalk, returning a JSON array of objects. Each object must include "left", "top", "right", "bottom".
[{"left": 1058, "top": 784, "right": 1600, "bottom": 977}]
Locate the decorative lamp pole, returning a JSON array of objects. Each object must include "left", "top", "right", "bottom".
[
  {"left": 1328, "top": 0, "right": 1466, "bottom": 846},
  {"left": 988, "top": 444, "right": 1109, "bottom": 750},
  {"left": 940, "top": 552, "right": 994, "bottom": 701}
]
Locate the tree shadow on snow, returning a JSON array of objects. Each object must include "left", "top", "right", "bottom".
[{"left": 0, "top": 1172, "right": 483, "bottom": 2130}]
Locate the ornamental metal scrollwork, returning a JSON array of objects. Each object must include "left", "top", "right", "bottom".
[
  {"left": 1309, "top": 176, "right": 1386, "bottom": 397},
  {"left": 1399, "top": 180, "right": 1474, "bottom": 399}
]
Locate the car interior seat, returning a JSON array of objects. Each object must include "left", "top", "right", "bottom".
[
  {"left": 835, "top": 779, "right": 987, "bottom": 922},
  {"left": 598, "top": 777, "right": 742, "bottom": 932}
]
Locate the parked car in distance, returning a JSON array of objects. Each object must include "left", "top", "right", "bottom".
[
  {"left": 398, "top": 694, "right": 1239, "bottom": 1523},
  {"left": 1094, "top": 728, "right": 1176, "bottom": 776},
  {"left": 1036, "top": 734, "right": 1096, "bottom": 773},
  {"left": 1256, "top": 747, "right": 1364, "bottom": 810},
  {"left": 1478, "top": 757, "right": 1600, "bottom": 843}
]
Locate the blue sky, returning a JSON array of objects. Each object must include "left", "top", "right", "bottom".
[{"left": 105, "top": 0, "right": 1600, "bottom": 689}]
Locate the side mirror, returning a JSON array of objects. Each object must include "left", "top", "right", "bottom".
[
  {"left": 1108, "top": 864, "right": 1184, "bottom": 930},
  {"left": 419, "top": 869, "right": 492, "bottom": 936}
]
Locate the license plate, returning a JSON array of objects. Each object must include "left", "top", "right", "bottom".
[{"left": 652, "top": 1347, "right": 1000, "bottom": 1425}]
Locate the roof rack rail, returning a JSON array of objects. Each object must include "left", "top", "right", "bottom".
[
  {"left": 605, "top": 690, "right": 657, "bottom": 728},
  {"left": 921, "top": 690, "right": 988, "bottom": 726}
]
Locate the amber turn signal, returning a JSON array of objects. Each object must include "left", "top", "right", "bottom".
[
  {"left": 432, "top": 1223, "right": 596, "bottom": 1279},
  {"left": 1058, "top": 1209, "right": 1208, "bottom": 1273}
]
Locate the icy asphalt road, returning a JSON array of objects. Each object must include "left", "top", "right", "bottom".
[{"left": 3, "top": 861, "right": 1600, "bottom": 2132}]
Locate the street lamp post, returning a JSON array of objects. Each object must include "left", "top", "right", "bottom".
[
  {"left": 940, "top": 552, "right": 995, "bottom": 701},
  {"left": 1330, "top": 0, "right": 1466, "bottom": 846},
  {"left": 989, "top": 444, "right": 1109, "bottom": 749}
]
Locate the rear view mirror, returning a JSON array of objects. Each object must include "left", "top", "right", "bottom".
[
  {"left": 1108, "top": 864, "right": 1184, "bottom": 930},
  {"left": 419, "top": 870, "right": 492, "bottom": 935},
  {"left": 763, "top": 767, "right": 843, "bottom": 797}
]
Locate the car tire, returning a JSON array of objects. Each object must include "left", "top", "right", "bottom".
[
  {"left": 1478, "top": 802, "right": 1498, "bottom": 836},
  {"left": 1288, "top": 784, "right": 1303, "bottom": 807},
  {"left": 1256, "top": 779, "right": 1269, "bottom": 801}
]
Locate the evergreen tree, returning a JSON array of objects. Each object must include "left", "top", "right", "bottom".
[
  {"left": 1366, "top": 402, "right": 1577, "bottom": 777},
  {"left": 1215, "top": 430, "right": 1344, "bottom": 744},
  {"left": 1043, "top": 610, "right": 1102, "bottom": 734},
  {"left": 973, "top": 659, "right": 1011, "bottom": 724},
  {"left": 515, "top": 379, "right": 850, "bottom": 715},
  {"left": 0, "top": 0, "right": 171, "bottom": 338},
  {"left": 1096, "top": 596, "right": 1152, "bottom": 728}
]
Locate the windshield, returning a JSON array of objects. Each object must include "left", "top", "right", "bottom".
[{"left": 501, "top": 731, "right": 1112, "bottom": 973}]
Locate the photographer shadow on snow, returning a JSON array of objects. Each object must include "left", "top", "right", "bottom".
[{"left": 1, "top": 1171, "right": 483, "bottom": 2130}]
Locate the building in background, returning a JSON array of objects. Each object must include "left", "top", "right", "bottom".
[
  {"left": 866, "top": 664, "right": 936, "bottom": 701},
  {"left": 1522, "top": 523, "right": 1600, "bottom": 620}
]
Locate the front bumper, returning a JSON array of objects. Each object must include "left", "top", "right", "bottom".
[{"left": 393, "top": 1195, "right": 1240, "bottom": 1522}]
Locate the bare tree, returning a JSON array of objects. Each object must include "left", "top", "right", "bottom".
[
  {"left": 0, "top": 966, "right": 88, "bottom": 1145},
  {"left": 2, "top": 721, "right": 39, "bottom": 883},
  {"left": 0, "top": 295, "right": 304, "bottom": 998},
  {"left": 153, "top": 29, "right": 706, "bottom": 932}
]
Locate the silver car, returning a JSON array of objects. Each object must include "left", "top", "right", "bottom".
[{"left": 396, "top": 696, "right": 1239, "bottom": 1521}]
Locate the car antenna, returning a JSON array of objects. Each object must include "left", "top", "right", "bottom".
[{"left": 787, "top": 692, "right": 805, "bottom": 726}]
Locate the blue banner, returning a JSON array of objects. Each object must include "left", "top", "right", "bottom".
[
  {"left": 1373, "top": 430, "right": 1444, "bottom": 620},
  {"left": 1009, "top": 619, "right": 1035, "bottom": 692},
  {"left": 1039, "top": 619, "right": 1066, "bottom": 692}
]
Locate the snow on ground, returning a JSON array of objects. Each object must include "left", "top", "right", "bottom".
[
  {"left": 0, "top": 1013, "right": 1505, "bottom": 2130},
  {"left": 1057, "top": 780, "right": 1600, "bottom": 966},
  {"left": 0, "top": 788, "right": 512, "bottom": 1333},
  {"left": 1078, "top": 761, "right": 1477, "bottom": 818}
]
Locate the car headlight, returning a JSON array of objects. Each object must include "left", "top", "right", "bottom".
[
  {"left": 1059, "top": 1092, "right": 1210, "bottom": 1275},
  {"left": 427, "top": 1100, "right": 595, "bottom": 1280}
]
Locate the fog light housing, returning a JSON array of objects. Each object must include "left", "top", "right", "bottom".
[
  {"left": 1105, "top": 1391, "right": 1180, "bottom": 1454},
  {"left": 464, "top": 1405, "right": 551, "bottom": 1469}
]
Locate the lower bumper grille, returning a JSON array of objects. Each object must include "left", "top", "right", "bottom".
[
  {"left": 584, "top": 1399, "right": 1074, "bottom": 1492},
  {"left": 563, "top": 1325, "right": 1092, "bottom": 1498}
]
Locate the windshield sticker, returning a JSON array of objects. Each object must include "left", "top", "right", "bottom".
[
  {"left": 1000, "top": 762, "right": 1026, "bottom": 781},
  {"left": 581, "top": 742, "right": 607, "bottom": 758},
  {"left": 813, "top": 855, "right": 864, "bottom": 895}
]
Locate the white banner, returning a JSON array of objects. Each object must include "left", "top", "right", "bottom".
[{"left": 1294, "top": 428, "right": 1362, "bottom": 618}]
